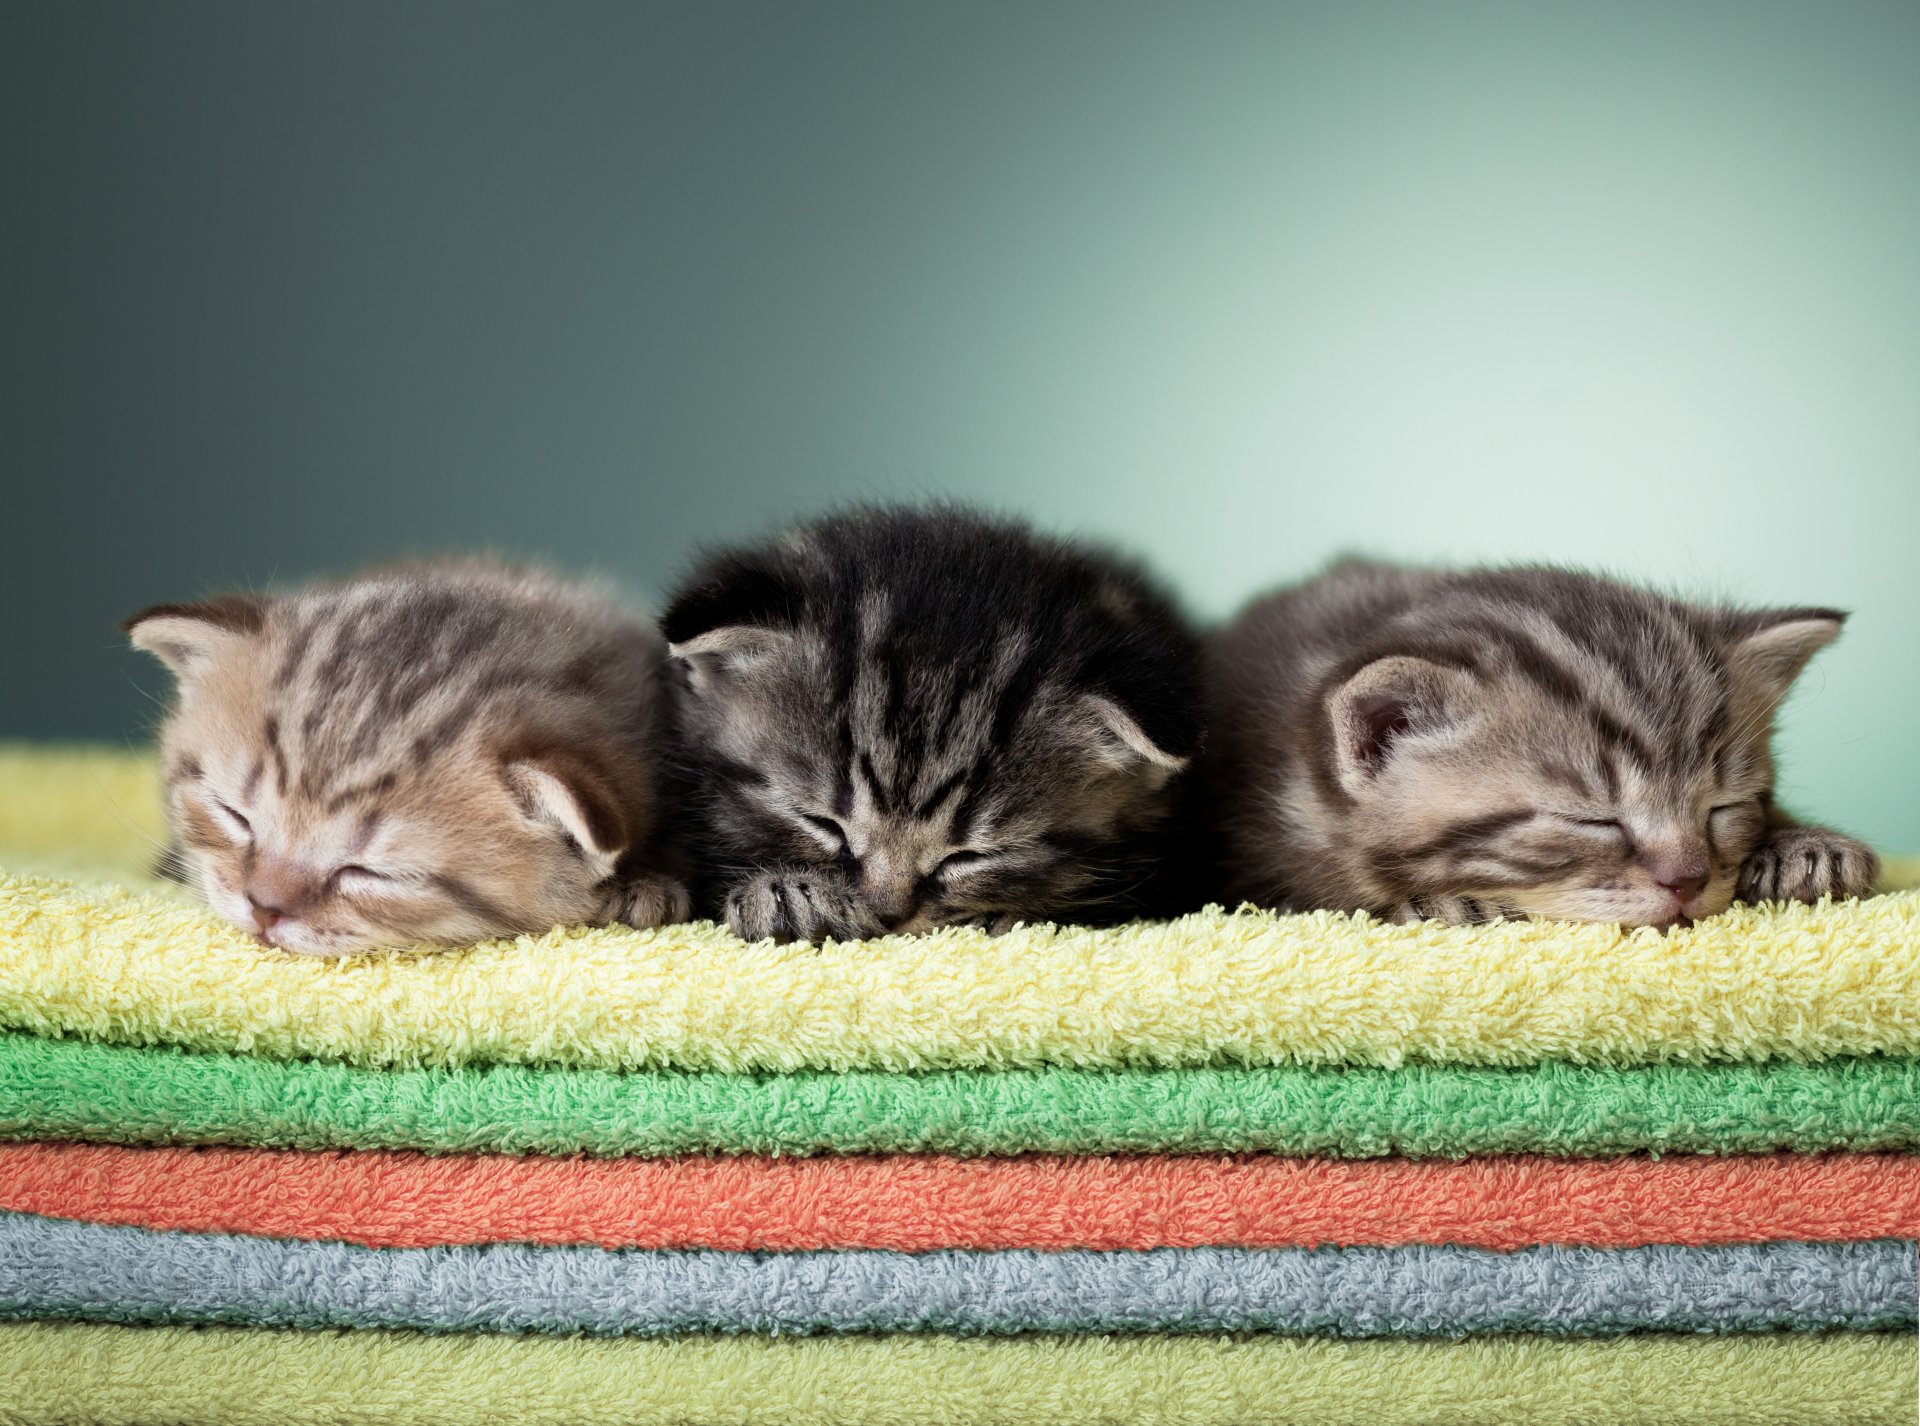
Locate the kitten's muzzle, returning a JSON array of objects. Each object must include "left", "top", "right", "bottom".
[
  {"left": 856, "top": 873, "right": 922, "bottom": 930},
  {"left": 243, "top": 856, "right": 325, "bottom": 944},
  {"left": 245, "top": 894, "right": 286, "bottom": 936},
  {"left": 863, "top": 885, "right": 922, "bottom": 931},
  {"left": 1640, "top": 842, "right": 1709, "bottom": 919}
]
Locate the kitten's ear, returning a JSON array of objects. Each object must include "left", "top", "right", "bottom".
[
  {"left": 1077, "top": 694, "right": 1189, "bottom": 786},
  {"left": 503, "top": 754, "right": 627, "bottom": 874},
  {"left": 662, "top": 554, "right": 802, "bottom": 694},
  {"left": 1721, "top": 608, "right": 1846, "bottom": 708},
  {"left": 1327, "top": 656, "right": 1472, "bottom": 790},
  {"left": 122, "top": 595, "right": 271, "bottom": 683},
  {"left": 665, "top": 624, "right": 795, "bottom": 692}
]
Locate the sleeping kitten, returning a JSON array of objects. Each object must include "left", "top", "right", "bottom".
[
  {"left": 1203, "top": 560, "right": 1878, "bottom": 928},
  {"left": 126, "top": 562, "right": 689, "bottom": 955},
  {"left": 661, "top": 506, "right": 1203, "bottom": 942}
]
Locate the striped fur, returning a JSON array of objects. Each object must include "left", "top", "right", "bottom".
[
  {"left": 662, "top": 508, "right": 1203, "bottom": 941},
  {"left": 126, "top": 562, "right": 687, "bottom": 955},
  {"left": 1202, "top": 561, "right": 1878, "bottom": 927}
]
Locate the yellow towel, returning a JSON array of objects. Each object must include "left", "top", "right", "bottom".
[
  {"left": 3, "top": 745, "right": 1916, "bottom": 1074},
  {"left": 0, "top": 1323, "right": 1911, "bottom": 1426}
]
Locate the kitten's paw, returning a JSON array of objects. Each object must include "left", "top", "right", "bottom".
[
  {"left": 608, "top": 873, "right": 693, "bottom": 930},
  {"left": 951, "top": 912, "right": 1021, "bottom": 936},
  {"left": 725, "top": 871, "right": 883, "bottom": 945},
  {"left": 1738, "top": 827, "right": 1879, "bottom": 906},
  {"left": 1390, "top": 895, "right": 1510, "bottom": 926}
]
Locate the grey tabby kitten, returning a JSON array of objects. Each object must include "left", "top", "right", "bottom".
[
  {"left": 662, "top": 507, "right": 1204, "bottom": 942},
  {"left": 1203, "top": 560, "right": 1878, "bottom": 928},
  {"left": 125, "top": 561, "right": 689, "bottom": 955}
]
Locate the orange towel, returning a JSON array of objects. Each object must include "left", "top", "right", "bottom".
[{"left": 4, "top": 1143, "right": 1915, "bottom": 1251}]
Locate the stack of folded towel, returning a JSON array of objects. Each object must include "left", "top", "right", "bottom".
[{"left": 0, "top": 749, "right": 1916, "bottom": 1425}]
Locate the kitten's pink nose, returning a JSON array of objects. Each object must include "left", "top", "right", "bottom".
[
  {"left": 244, "top": 857, "right": 321, "bottom": 935},
  {"left": 246, "top": 896, "right": 286, "bottom": 935},
  {"left": 1649, "top": 867, "right": 1708, "bottom": 902},
  {"left": 1643, "top": 846, "right": 1708, "bottom": 904},
  {"left": 1658, "top": 875, "right": 1706, "bottom": 904}
]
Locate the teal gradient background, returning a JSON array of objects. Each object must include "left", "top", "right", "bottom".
[{"left": 4, "top": 3, "right": 1916, "bottom": 846}]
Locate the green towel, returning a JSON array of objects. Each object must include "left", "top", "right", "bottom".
[{"left": 4, "top": 1034, "right": 1914, "bottom": 1159}]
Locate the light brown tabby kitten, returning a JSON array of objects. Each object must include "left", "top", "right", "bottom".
[
  {"left": 126, "top": 562, "right": 689, "bottom": 955},
  {"left": 1203, "top": 561, "right": 1879, "bottom": 928}
]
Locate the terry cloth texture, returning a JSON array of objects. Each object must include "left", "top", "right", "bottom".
[
  {"left": 6, "top": 1033, "right": 1917, "bottom": 1160},
  {"left": 4, "top": 751, "right": 1917, "bottom": 1426},
  {"left": 2, "top": 1322, "right": 1915, "bottom": 1426},
  {"left": 2, "top": 1213, "right": 1912, "bottom": 1339},
  {"left": 9, "top": 1143, "right": 1916, "bottom": 1252},
  {"left": 5, "top": 870, "right": 1917, "bottom": 1073}
]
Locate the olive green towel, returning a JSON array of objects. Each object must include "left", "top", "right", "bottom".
[{"left": 0, "top": 1323, "right": 1913, "bottom": 1426}]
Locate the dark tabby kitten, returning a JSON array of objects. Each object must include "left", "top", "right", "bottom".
[
  {"left": 1203, "top": 560, "right": 1879, "bottom": 928},
  {"left": 126, "top": 561, "right": 688, "bottom": 955},
  {"left": 661, "top": 507, "right": 1204, "bottom": 942}
]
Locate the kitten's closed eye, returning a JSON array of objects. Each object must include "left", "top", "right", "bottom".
[
  {"left": 932, "top": 850, "right": 991, "bottom": 877},
  {"left": 1566, "top": 817, "right": 1629, "bottom": 840},
  {"left": 331, "top": 865, "right": 393, "bottom": 893},
  {"left": 211, "top": 800, "right": 252, "bottom": 841},
  {"left": 801, "top": 814, "right": 857, "bottom": 865}
]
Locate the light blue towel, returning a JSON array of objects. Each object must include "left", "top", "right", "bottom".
[{"left": 0, "top": 1214, "right": 1912, "bottom": 1338}]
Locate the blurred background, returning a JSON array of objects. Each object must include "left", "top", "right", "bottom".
[{"left": 3, "top": 1, "right": 1915, "bottom": 846}]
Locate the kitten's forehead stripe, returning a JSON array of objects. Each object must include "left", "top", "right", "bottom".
[
  {"left": 262, "top": 717, "right": 288, "bottom": 796},
  {"left": 1535, "top": 761, "right": 1594, "bottom": 797},
  {"left": 948, "top": 783, "right": 986, "bottom": 846},
  {"left": 1490, "top": 624, "right": 1587, "bottom": 709},
  {"left": 986, "top": 645, "right": 1047, "bottom": 755},
  {"left": 273, "top": 616, "right": 317, "bottom": 690},
  {"left": 346, "top": 809, "right": 382, "bottom": 855},
  {"left": 930, "top": 659, "right": 983, "bottom": 751},
  {"left": 913, "top": 768, "right": 968, "bottom": 821},
  {"left": 1597, "top": 750, "right": 1623, "bottom": 801},
  {"left": 305, "top": 612, "right": 361, "bottom": 711},
  {"left": 1589, "top": 709, "right": 1660, "bottom": 774},
  {"left": 322, "top": 771, "right": 400, "bottom": 817},
  {"left": 854, "top": 751, "right": 883, "bottom": 812}
]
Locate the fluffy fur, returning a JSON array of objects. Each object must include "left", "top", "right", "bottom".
[
  {"left": 661, "top": 507, "right": 1203, "bottom": 941},
  {"left": 125, "top": 562, "right": 687, "bottom": 955},
  {"left": 1203, "top": 561, "right": 1879, "bottom": 927}
]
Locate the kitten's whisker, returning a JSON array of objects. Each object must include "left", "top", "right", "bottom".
[{"left": 85, "top": 770, "right": 172, "bottom": 869}]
